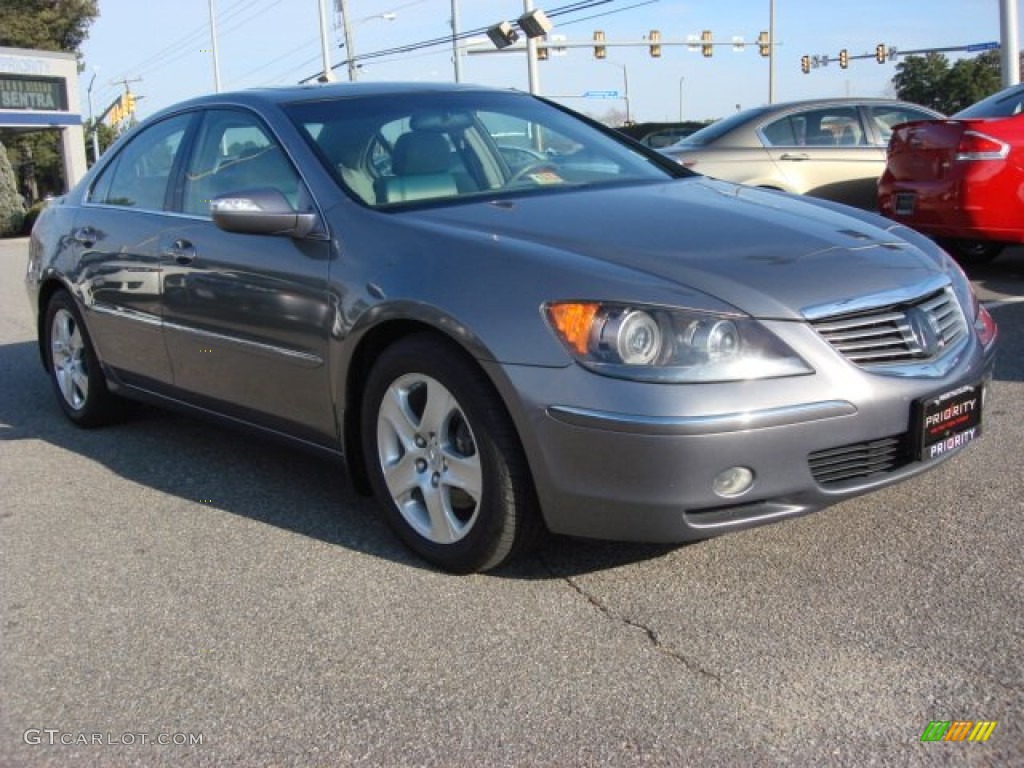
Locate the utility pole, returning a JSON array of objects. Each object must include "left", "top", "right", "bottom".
[
  {"left": 208, "top": 0, "right": 222, "bottom": 92},
  {"left": 451, "top": 0, "right": 463, "bottom": 82},
  {"left": 337, "top": 0, "right": 358, "bottom": 81},
  {"left": 317, "top": 0, "right": 336, "bottom": 81}
]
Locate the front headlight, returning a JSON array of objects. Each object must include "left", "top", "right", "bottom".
[
  {"left": 942, "top": 250, "right": 996, "bottom": 347},
  {"left": 544, "top": 301, "right": 812, "bottom": 382}
]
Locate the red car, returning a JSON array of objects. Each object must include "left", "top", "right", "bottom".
[{"left": 878, "top": 83, "right": 1024, "bottom": 263}]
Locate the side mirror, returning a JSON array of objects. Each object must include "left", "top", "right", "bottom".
[{"left": 210, "top": 188, "right": 318, "bottom": 239}]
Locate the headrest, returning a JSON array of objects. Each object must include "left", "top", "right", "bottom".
[{"left": 392, "top": 132, "right": 451, "bottom": 175}]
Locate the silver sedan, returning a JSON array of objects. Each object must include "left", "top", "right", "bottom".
[{"left": 27, "top": 83, "right": 994, "bottom": 572}]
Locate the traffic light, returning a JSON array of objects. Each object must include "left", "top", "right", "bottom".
[
  {"left": 593, "top": 30, "right": 606, "bottom": 59},
  {"left": 801, "top": 55, "right": 810, "bottom": 74},
  {"left": 649, "top": 30, "right": 661, "bottom": 58},
  {"left": 757, "top": 31, "right": 770, "bottom": 57},
  {"left": 701, "top": 30, "right": 712, "bottom": 58},
  {"left": 838, "top": 49, "right": 849, "bottom": 69},
  {"left": 875, "top": 43, "right": 887, "bottom": 63}
]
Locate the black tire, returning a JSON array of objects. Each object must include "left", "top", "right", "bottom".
[
  {"left": 940, "top": 238, "right": 1004, "bottom": 265},
  {"left": 43, "top": 291, "right": 122, "bottom": 427},
  {"left": 361, "top": 334, "right": 541, "bottom": 573}
]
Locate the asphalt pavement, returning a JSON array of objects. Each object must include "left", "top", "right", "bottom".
[{"left": 1, "top": 235, "right": 1021, "bottom": 767}]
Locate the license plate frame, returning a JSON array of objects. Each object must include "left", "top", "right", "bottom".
[
  {"left": 894, "top": 192, "right": 916, "bottom": 216},
  {"left": 914, "top": 382, "right": 983, "bottom": 462}
]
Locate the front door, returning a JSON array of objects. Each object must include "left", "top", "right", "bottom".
[{"left": 161, "top": 108, "right": 335, "bottom": 444}]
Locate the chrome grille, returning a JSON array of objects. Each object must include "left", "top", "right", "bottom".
[
  {"left": 808, "top": 435, "right": 911, "bottom": 487},
  {"left": 810, "top": 287, "right": 967, "bottom": 366}
]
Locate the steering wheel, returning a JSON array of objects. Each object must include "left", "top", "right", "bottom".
[{"left": 506, "top": 161, "right": 560, "bottom": 187}]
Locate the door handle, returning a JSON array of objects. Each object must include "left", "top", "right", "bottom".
[
  {"left": 163, "top": 238, "right": 196, "bottom": 265},
  {"left": 779, "top": 153, "right": 810, "bottom": 161}
]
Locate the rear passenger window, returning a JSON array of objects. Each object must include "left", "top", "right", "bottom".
[{"left": 88, "top": 114, "right": 190, "bottom": 209}]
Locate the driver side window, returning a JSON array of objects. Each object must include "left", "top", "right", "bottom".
[{"left": 182, "top": 109, "right": 303, "bottom": 216}]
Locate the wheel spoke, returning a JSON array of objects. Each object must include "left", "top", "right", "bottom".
[
  {"left": 55, "top": 364, "right": 75, "bottom": 404},
  {"left": 419, "top": 379, "right": 456, "bottom": 435},
  {"left": 443, "top": 452, "right": 482, "bottom": 501},
  {"left": 378, "top": 385, "right": 419, "bottom": 449},
  {"left": 70, "top": 368, "right": 89, "bottom": 406},
  {"left": 382, "top": 450, "right": 421, "bottom": 500},
  {"left": 422, "top": 483, "right": 460, "bottom": 544}
]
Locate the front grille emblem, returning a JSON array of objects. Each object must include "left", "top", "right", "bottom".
[{"left": 903, "top": 306, "right": 941, "bottom": 358}]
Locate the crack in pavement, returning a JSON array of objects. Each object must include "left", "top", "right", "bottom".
[{"left": 539, "top": 555, "right": 723, "bottom": 684}]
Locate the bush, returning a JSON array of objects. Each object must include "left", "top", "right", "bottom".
[
  {"left": 22, "top": 199, "right": 48, "bottom": 235},
  {"left": 0, "top": 139, "right": 26, "bottom": 238}
]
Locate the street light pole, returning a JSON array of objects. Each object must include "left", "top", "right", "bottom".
[
  {"left": 86, "top": 70, "right": 100, "bottom": 165},
  {"left": 678, "top": 76, "right": 684, "bottom": 121}
]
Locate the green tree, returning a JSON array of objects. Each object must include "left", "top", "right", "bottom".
[
  {"left": 0, "top": 0, "right": 99, "bottom": 53},
  {"left": 0, "top": 138, "right": 26, "bottom": 237},
  {"left": 943, "top": 51, "right": 1003, "bottom": 113},
  {"left": 892, "top": 50, "right": 1010, "bottom": 115},
  {"left": 0, "top": 0, "right": 100, "bottom": 206},
  {"left": 891, "top": 52, "right": 951, "bottom": 112}
]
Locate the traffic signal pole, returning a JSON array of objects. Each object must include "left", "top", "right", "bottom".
[{"left": 1000, "top": 0, "right": 1020, "bottom": 86}]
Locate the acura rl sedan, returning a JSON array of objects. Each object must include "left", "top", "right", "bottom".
[{"left": 27, "top": 83, "right": 996, "bottom": 573}]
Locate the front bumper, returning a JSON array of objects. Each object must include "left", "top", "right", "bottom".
[{"left": 487, "top": 322, "right": 996, "bottom": 543}]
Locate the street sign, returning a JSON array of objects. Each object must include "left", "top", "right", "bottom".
[
  {"left": 583, "top": 90, "right": 620, "bottom": 98},
  {"left": 967, "top": 41, "right": 999, "bottom": 52}
]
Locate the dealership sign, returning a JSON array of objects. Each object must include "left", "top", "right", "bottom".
[{"left": 0, "top": 75, "right": 67, "bottom": 111}]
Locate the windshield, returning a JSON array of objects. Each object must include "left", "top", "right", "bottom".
[
  {"left": 285, "top": 90, "right": 680, "bottom": 207},
  {"left": 955, "top": 84, "right": 1024, "bottom": 118},
  {"left": 674, "top": 107, "right": 772, "bottom": 147}
]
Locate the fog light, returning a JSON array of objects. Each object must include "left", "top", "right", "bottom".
[{"left": 713, "top": 466, "right": 754, "bottom": 498}]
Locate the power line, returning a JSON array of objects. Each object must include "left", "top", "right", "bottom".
[{"left": 300, "top": 0, "right": 625, "bottom": 82}]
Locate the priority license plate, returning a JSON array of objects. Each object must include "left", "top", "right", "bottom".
[
  {"left": 894, "top": 192, "right": 916, "bottom": 216},
  {"left": 915, "top": 383, "right": 983, "bottom": 461}
]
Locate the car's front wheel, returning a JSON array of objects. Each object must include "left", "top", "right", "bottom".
[
  {"left": 44, "top": 291, "right": 122, "bottom": 427},
  {"left": 361, "top": 334, "right": 540, "bottom": 573}
]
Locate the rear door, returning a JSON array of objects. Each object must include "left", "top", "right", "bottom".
[
  {"left": 72, "top": 112, "right": 195, "bottom": 388},
  {"left": 761, "top": 105, "right": 882, "bottom": 209}
]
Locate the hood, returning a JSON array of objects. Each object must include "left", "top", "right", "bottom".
[{"left": 401, "top": 178, "right": 948, "bottom": 320}]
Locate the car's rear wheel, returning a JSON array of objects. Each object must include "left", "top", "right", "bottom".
[
  {"left": 941, "top": 239, "right": 1004, "bottom": 265},
  {"left": 361, "top": 334, "right": 540, "bottom": 573},
  {"left": 44, "top": 291, "right": 122, "bottom": 427}
]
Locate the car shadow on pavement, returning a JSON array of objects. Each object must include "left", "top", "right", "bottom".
[{"left": 0, "top": 339, "right": 680, "bottom": 578}]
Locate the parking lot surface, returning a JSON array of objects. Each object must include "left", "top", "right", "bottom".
[{"left": 1, "top": 236, "right": 1021, "bottom": 767}]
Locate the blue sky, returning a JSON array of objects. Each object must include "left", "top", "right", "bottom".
[{"left": 79, "top": 0, "right": 1018, "bottom": 124}]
